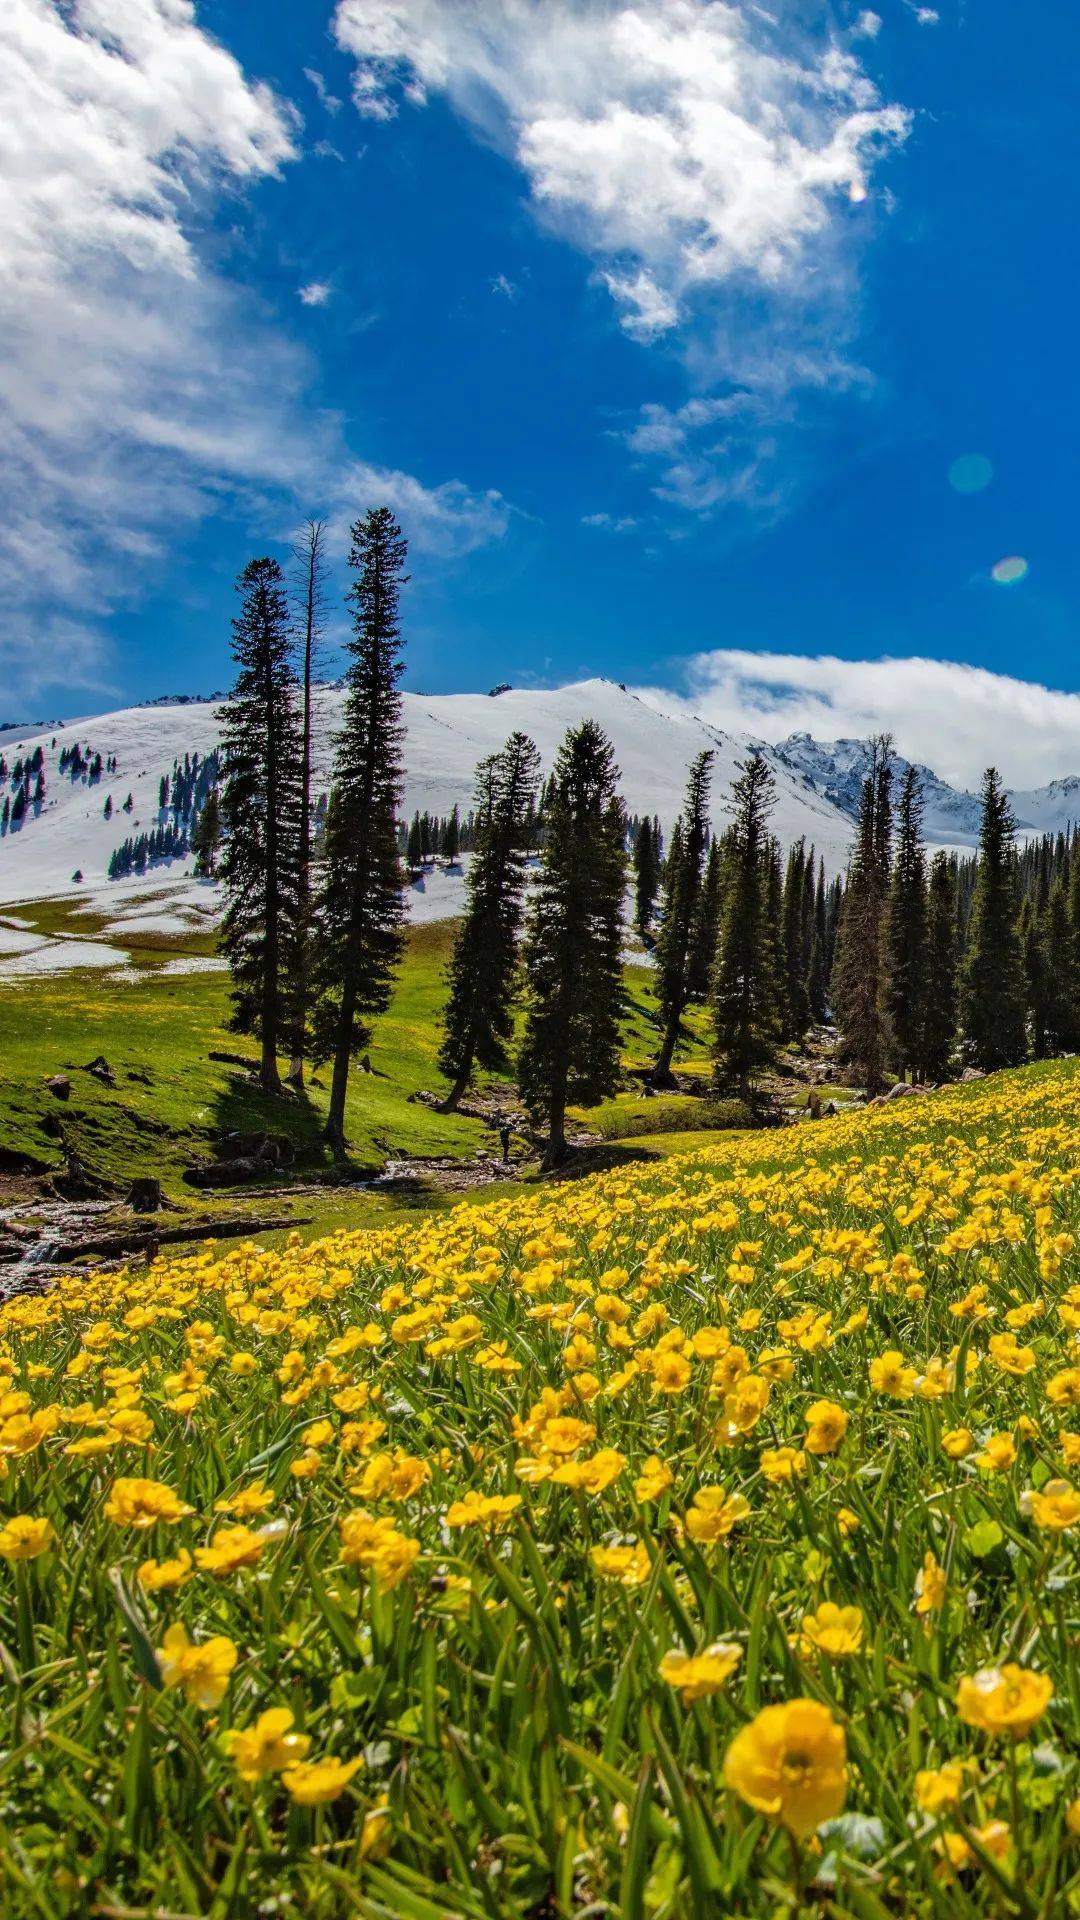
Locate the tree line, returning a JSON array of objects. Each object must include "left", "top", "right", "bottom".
[{"left": 215, "top": 509, "right": 1080, "bottom": 1164}]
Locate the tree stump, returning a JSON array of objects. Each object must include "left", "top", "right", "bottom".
[{"left": 127, "top": 1178, "right": 164, "bottom": 1214}]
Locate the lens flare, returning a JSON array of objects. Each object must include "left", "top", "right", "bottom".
[
  {"left": 949, "top": 454, "right": 993, "bottom": 493},
  {"left": 991, "top": 555, "right": 1028, "bottom": 585}
]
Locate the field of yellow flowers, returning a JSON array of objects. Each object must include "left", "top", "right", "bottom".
[{"left": 5, "top": 1062, "right": 1080, "bottom": 1918}]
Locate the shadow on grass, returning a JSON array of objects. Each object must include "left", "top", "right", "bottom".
[
  {"left": 204, "top": 1068, "right": 380, "bottom": 1184},
  {"left": 546, "top": 1141, "right": 662, "bottom": 1181}
]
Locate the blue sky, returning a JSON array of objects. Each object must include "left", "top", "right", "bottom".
[{"left": 4, "top": 1, "right": 1080, "bottom": 785}]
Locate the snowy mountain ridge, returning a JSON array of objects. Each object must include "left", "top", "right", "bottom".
[
  {"left": 0, "top": 678, "right": 853, "bottom": 911},
  {"left": 2, "top": 678, "right": 1079, "bottom": 917},
  {"left": 775, "top": 732, "right": 1080, "bottom": 845}
]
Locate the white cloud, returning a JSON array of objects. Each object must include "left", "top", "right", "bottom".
[
  {"left": 854, "top": 11, "right": 882, "bottom": 38},
  {"left": 334, "top": 1, "right": 911, "bottom": 522},
  {"left": 0, "top": 0, "right": 512, "bottom": 702},
  {"left": 333, "top": 1, "right": 910, "bottom": 329},
  {"left": 637, "top": 649, "right": 1080, "bottom": 791},
  {"left": 299, "top": 280, "right": 333, "bottom": 306},
  {"left": 581, "top": 511, "right": 639, "bottom": 532},
  {"left": 331, "top": 463, "right": 514, "bottom": 558},
  {"left": 491, "top": 272, "right": 520, "bottom": 300},
  {"left": 304, "top": 67, "right": 343, "bottom": 113}
]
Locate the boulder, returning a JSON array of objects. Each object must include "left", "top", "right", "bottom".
[{"left": 45, "top": 1075, "right": 71, "bottom": 1101}]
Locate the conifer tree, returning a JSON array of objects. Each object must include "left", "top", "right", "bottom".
[
  {"left": 806, "top": 860, "right": 828, "bottom": 1022},
  {"left": 1019, "top": 897, "right": 1045, "bottom": 1059},
  {"left": 884, "top": 764, "right": 928, "bottom": 1079},
  {"left": 1042, "top": 880, "right": 1073, "bottom": 1054},
  {"left": 518, "top": 722, "right": 625, "bottom": 1166},
  {"left": 287, "top": 518, "right": 327, "bottom": 1087},
  {"left": 311, "top": 507, "right": 408, "bottom": 1149},
  {"left": 922, "top": 852, "right": 958, "bottom": 1081},
  {"left": 712, "top": 753, "right": 780, "bottom": 1099},
  {"left": 192, "top": 788, "right": 221, "bottom": 877},
  {"left": 218, "top": 556, "right": 301, "bottom": 1095},
  {"left": 652, "top": 751, "right": 712, "bottom": 1082},
  {"left": 441, "top": 805, "right": 461, "bottom": 865},
  {"left": 1067, "top": 854, "right": 1080, "bottom": 1048},
  {"left": 633, "top": 814, "right": 660, "bottom": 940},
  {"left": 438, "top": 732, "right": 540, "bottom": 1110},
  {"left": 832, "top": 738, "right": 893, "bottom": 1092},
  {"left": 781, "top": 840, "right": 809, "bottom": 1041},
  {"left": 687, "top": 837, "right": 724, "bottom": 998},
  {"left": 960, "top": 768, "right": 1027, "bottom": 1070}
]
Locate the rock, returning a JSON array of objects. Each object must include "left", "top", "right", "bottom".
[
  {"left": 961, "top": 1066, "right": 986, "bottom": 1081},
  {"left": 883, "top": 1082, "right": 918, "bottom": 1100},
  {"left": 126, "top": 1177, "right": 164, "bottom": 1213},
  {"left": 215, "top": 1131, "right": 295, "bottom": 1168},
  {"left": 81, "top": 1055, "right": 115, "bottom": 1086},
  {"left": 45, "top": 1075, "right": 71, "bottom": 1100},
  {"left": 824, "top": 1100, "right": 839, "bottom": 1116}
]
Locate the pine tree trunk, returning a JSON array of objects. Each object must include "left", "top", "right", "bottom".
[
  {"left": 437, "top": 1064, "right": 472, "bottom": 1114},
  {"left": 324, "top": 985, "right": 355, "bottom": 1149},
  {"left": 653, "top": 1011, "right": 680, "bottom": 1086},
  {"left": 543, "top": 1074, "right": 568, "bottom": 1170},
  {"left": 261, "top": 1031, "right": 281, "bottom": 1097}
]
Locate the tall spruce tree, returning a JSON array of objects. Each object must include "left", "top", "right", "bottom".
[
  {"left": 633, "top": 815, "right": 660, "bottom": 940},
  {"left": 518, "top": 722, "right": 625, "bottom": 1166},
  {"left": 960, "top": 768, "right": 1027, "bottom": 1070},
  {"left": 1067, "top": 853, "right": 1080, "bottom": 1048},
  {"left": 438, "top": 731, "right": 540, "bottom": 1110},
  {"left": 712, "top": 753, "right": 780, "bottom": 1099},
  {"left": 218, "top": 556, "right": 301, "bottom": 1095},
  {"left": 652, "top": 751, "right": 713, "bottom": 1082},
  {"left": 807, "top": 858, "right": 829, "bottom": 1022},
  {"left": 832, "top": 738, "right": 893, "bottom": 1092},
  {"left": 287, "top": 518, "right": 327, "bottom": 1087},
  {"left": 311, "top": 507, "right": 408, "bottom": 1149},
  {"left": 1019, "top": 896, "right": 1046, "bottom": 1059},
  {"left": 687, "top": 837, "right": 724, "bottom": 999},
  {"left": 922, "top": 852, "right": 958, "bottom": 1081},
  {"left": 884, "top": 764, "right": 928, "bottom": 1079},
  {"left": 781, "top": 839, "right": 809, "bottom": 1041},
  {"left": 1042, "top": 880, "right": 1073, "bottom": 1054}
]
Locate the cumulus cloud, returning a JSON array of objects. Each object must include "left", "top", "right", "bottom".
[
  {"left": 636, "top": 650, "right": 1080, "bottom": 791},
  {"left": 333, "top": 0, "right": 911, "bottom": 518},
  {"left": 299, "top": 280, "right": 333, "bottom": 305},
  {"left": 0, "top": 0, "right": 511, "bottom": 703},
  {"left": 333, "top": 1, "right": 909, "bottom": 320}
]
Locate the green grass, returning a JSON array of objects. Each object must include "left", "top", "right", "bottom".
[
  {"left": 0, "top": 905, "right": 726, "bottom": 1241},
  {"left": 574, "top": 1092, "right": 752, "bottom": 1140},
  {"left": 0, "top": 920, "right": 489, "bottom": 1207}
]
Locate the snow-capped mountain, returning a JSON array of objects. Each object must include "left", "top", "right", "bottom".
[
  {"left": 0, "top": 679, "right": 854, "bottom": 909},
  {"left": 7, "top": 679, "right": 1080, "bottom": 922},
  {"left": 775, "top": 733, "right": 1080, "bottom": 847}
]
